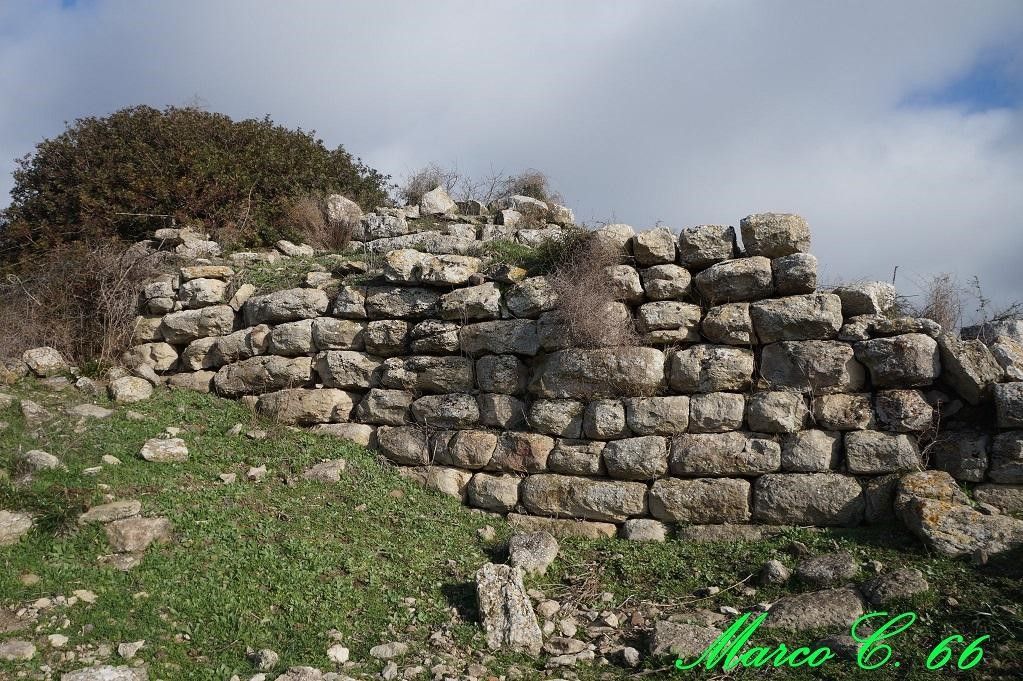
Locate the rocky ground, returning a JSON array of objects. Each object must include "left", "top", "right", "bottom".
[{"left": 1, "top": 379, "right": 1022, "bottom": 680}]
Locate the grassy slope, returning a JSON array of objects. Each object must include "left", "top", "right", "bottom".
[{"left": 1, "top": 382, "right": 1021, "bottom": 680}]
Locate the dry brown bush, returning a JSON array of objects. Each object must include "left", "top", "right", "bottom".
[
  {"left": 399, "top": 164, "right": 563, "bottom": 207},
  {"left": 546, "top": 232, "right": 639, "bottom": 348},
  {"left": 283, "top": 195, "right": 354, "bottom": 251},
  {"left": 0, "top": 241, "right": 175, "bottom": 369}
]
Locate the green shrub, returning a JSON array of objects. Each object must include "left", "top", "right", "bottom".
[{"left": 0, "top": 105, "right": 392, "bottom": 260}]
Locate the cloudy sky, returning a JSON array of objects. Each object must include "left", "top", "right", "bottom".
[{"left": 1, "top": 1, "right": 1022, "bottom": 314}]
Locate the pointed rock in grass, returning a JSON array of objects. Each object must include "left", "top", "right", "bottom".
[
  {"left": 104, "top": 516, "right": 172, "bottom": 553},
  {"left": 764, "top": 588, "right": 865, "bottom": 631},
  {"left": 18, "top": 449, "right": 61, "bottom": 472},
  {"left": 79, "top": 500, "right": 142, "bottom": 525},
  {"left": 475, "top": 563, "right": 543, "bottom": 654},
  {"left": 0, "top": 510, "right": 33, "bottom": 545},
  {"left": 301, "top": 459, "right": 347, "bottom": 483},
  {"left": 508, "top": 531, "right": 559, "bottom": 576},
  {"left": 139, "top": 437, "right": 188, "bottom": 463}
]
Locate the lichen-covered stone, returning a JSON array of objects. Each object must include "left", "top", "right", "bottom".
[
  {"left": 477, "top": 393, "right": 528, "bottom": 430},
  {"left": 761, "top": 341, "right": 865, "bottom": 394},
  {"left": 161, "top": 305, "right": 236, "bottom": 344},
  {"left": 677, "top": 225, "right": 736, "bottom": 270},
  {"left": 364, "top": 286, "right": 440, "bottom": 319},
  {"left": 505, "top": 276, "right": 557, "bottom": 318},
  {"left": 243, "top": 289, "right": 328, "bottom": 325},
  {"left": 745, "top": 391, "right": 808, "bottom": 433},
  {"left": 637, "top": 302, "right": 702, "bottom": 343},
  {"left": 750, "top": 293, "right": 843, "bottom": 343},
  {"left": 380, "top": 355, "right": 474, "bottom": 393},
  {"left": 583, "top": 399, "right": 629, "bottom": 439},
  {"left": 701, "top": 303, "right": 753, "bottom": 345},
  {"left": 547, "top": 439, "right": 605, "bottom": 475},
  {"left": 520, "top": 474, "right": 647, "bottom": 522},
  {"left": 411, "top": 393, "right": 479, "bottom": 428},
  {"left": 832, "top": 282, "right": 897, "bottom": 317},
  {"left": 930, "top": 431, "right": 989, "bottom": 482},
  {"left": 640, "top": 264, "right": 692, "bottom": 300},
  {"left": 689, "top": 392, "right": 745, "bottom": 433},
  {"left": 781, "top": 429, "right": 841, "bottom": 472},
  {"left": 845, "top": 430, "right": 920, "bottom": 474},
  {"left": 488, "top": 432, "right": 555, "bottom": 473},
  {"left": 311, "top": 317, "right": 366, "bottom": 351},
  {"left": 853, "top": 334, "right": 940, "bottom": 388},
  {"left": 376, "top": 425, "right": 429, "bottom": 465},
  {"left": 990, "top": 431, "right": 1023, "bottom": 483},
  {"left": 772, "top": 253, "right": 817, "bottom": 295},
  {"left": 740, "top": 213, "right": 810, "bottom": 257},
  {"left": 467, "top": 473, "right": 520, "bottom": 512},
  {"left": 937, "top": 333, "right": 1004, "bottom": 405},
  {"left": 408, "top": 319, "right": 460, "bottom": 354},
  {"left": 475, "top": 355, "right": 528, "bottom": 395},
  {"left": 632, "top": 227, "right": 677, "bottom": 266},
  {"left": 995, "top": 382, "right": 1023, "bottom": 428},
  {"left": 648, "top": 477, "right": 751, "bottom": 524},
  {"left": 693, "top": 256, "right": 775, "bottom": 303},
  {"left": 213, "top": 356, "right": 312, "bottom": 397},
  {"left": 529, "top": 347, "right": 665, "bottom": 399},
  {"left": 267, "top": 319, "right": 316, "bottom": 356},
  {"left": 875, "top": 389, "right": 933, "bottom": 432},
  {"left": 439, "top": 282, "right": 501, "bottom": 320},
  {"left": 669, "top": 345, "right": 754, "bottom": 393},
  {"left": 623, "top": 396, "right": 690, "bottom": 435},
  {"left": 459, "top": 320, "right": 540, "bottom": 356},
  {"left": 433, "top": 430, "right": 498, "bottom": 469},
  {"left": 753, "top": 473, "right": 864, "bottom": 526},
  {"left": 363, "top": 319, "right": 409, "bottom": 356},
  {"left": 812, "top": 393, "right": 875, "bottom": 430},
  {"left": 602, "top": 436, "right": 668, "bottom": 480},
  {"left": 315, "top": 351, "right": 382, "bottom": 390},
  {"left": 670, "top": 431, "right": 780, "bottom": 476},
  {"left": 255, "top": 388, "right": 356, "bottom": 425},
  {"left": 354, "top": 388, "right": 412, "bottom": 425},
  {"left": 475, "top": 563, "right": 543, "bottom": 654}
]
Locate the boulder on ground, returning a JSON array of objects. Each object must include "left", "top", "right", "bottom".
[{"left": 475, "top": 563, "right": 543, "bottom": 654}]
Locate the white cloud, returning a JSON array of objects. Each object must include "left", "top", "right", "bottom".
[{"left": 1, "top": 0, "right": 1022, "bottom": 311}]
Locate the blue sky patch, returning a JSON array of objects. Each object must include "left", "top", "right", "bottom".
[{"left": 901, "top": 49, "right": 1022, "bottom": 112}]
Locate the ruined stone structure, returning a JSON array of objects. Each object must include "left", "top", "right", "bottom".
[{"left": 126, "top": 196, "right": 1023, "bottom": 541}]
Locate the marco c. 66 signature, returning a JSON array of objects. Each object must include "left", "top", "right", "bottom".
[{"left": 675, "top": 611, "right": 989, "bottom": 672}]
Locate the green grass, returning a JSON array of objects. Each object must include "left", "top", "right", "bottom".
[{"left": 1, "top": 382, "right": 1022, "bottom": 679}]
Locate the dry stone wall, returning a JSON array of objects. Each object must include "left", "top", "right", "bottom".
[{"left": 127, "top": 201, "right": 1023, "bottom": 539}]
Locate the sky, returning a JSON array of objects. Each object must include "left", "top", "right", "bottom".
[{"left": 1, "top": 0, "right": 1022, "bottom": 316}]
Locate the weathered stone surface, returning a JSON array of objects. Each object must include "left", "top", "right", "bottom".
[
  {"left": 772, "top": 253, "right": 817, "bottom": 295},
  {"left": 669, "top": 345, "right": 754, "bottom": 393},
  {"left": 266, "top": 319, "right": 315, "bottom": 356},
  {"left": 990, "top": 431, "right": 1023, "bottom": 483},
  {"left": 689, "top": 392, "right": 745, "bottom": 433},
  {"left": 604, "top": 264, "right": 645, "bottom": 303},
  {"left": 477, "top": 393, "right": 527, "bottom": 430},
  {"left": 364, "top": 231, "right": 476, "bottom": 256},
  {"left": 408, "top": 319, "right": 460, "bottom": 354},
  {"left": 701, "top": 303, "right": 753, "bottom": 345},
  {"left": 781, "top": 429, "right": 841, "bottom": 472},
  {"left": 376, "top": 425, "right": 429, "bottom": 465},
  {"left": 411, "top": 393, "right": 479, "bottom": 428},
  {"left": 896, "top": 471, "right": 1023, "bottom": 556},
  {"left": 131, "top": 316, "right": 164, "bottom": 344},
  {"left": 991, "top": 335, "right": 1023, "bottom": 380},
  {"left": 22, "top": 347, "right": 69, "bottom": 377},
  {"left": 354, "top": 388, "right": 411, "bottom": 425},
  {"left": 508, "top": 531, "right": 559, "bottom": 575},
  {"left": 275, "top": 239, "right": 314, "bottom": 257},
  {"left": 0, "top": 639, "right": 36, "bottom": 660},
  {"left": 17, "top": 449, "right": 60, "bottom": 472},
  {"left": 363, "top": 319, "right": 409, "bottom": 357},
  {"left": 632, "top": 227, "right": 677, "bottom": 266},
  {"left": 761, "top": 341, "right": 866, "bottom": 394},
  {"left": 505, "top": 276, "right": 557, "bottom": 318},
  {"left": 467, "top": 473, "right": 520, "bottom": 512},
  {"left": 750, "top": 293, "right": 842, "bottom": 343},
  {"left": 937, "top": 333, "right": 1003, "bottom": 405},
  {"left": 488, "top": 432, "right": 554, "bottom": 473},
  {"left": 178, "top": 277, "right": 227, "bottom": 308},
  {"left": 581, "top": 399, "right": 628, "bottom": 439},
  {"left": 693, "top": 256, "right": 775, "bottom": 303},
  {"left": 528, "top": 399, "right": 584, "bottom": 438},
  {"left": 476, "top": 355, "right": 527, "bottom": 395},
  {"left": 61, "top": 665, "right": 148, "bottom": 681},
  {"left": 105, "top": 516, "right": 172, "bottom": 552},
  {"left": 590, "top": 223, "right": 635, "bottom": 253},
  {"left": 108, "top": 377, "right": 153, "bottom": 403},
  {"left": 507, "top": 513, "right": 617, "bottom": 539},
  {"left": 764, "top": 588, "right": 864, "bottom": 631},
  {"left": 745, "top": 391, "right": 808, "bottom": 433},
  {"left": 243, "top": 289, "right": 328, "bottom": 325},
  {"left": 795, "top": 552, "right": 857, "bottom": 586},
  {"left": 832, "top": 282, "right": 897, "bottom": 317},
  {"left": 79, "top": 501, "right": 142, "bottom": 525},
  {"left": 331, "top": 285, "right": 367, "bottom": 319},
  {"left": 845, "top": 431, "right": 920, "bottom": 474},
  {"left": 740, "top": 213, "right": 810, "bottom": 257},
  {"left": 460, "top": 320, "right": 539, "bottom": 356},
  {"left": 308, "top": 422, "right": 375, "bottom": 447},
  {"left": 875, "top": 389, "right": 933, "bottom": 432},
  {"left": 974, "top": 484, "right": 1023, "bottom": 515},
  {"left": 166, "top": 371, "right": 215, "bottom": 392},
  {"left": 420, "top": 185, "right": 457, "bottom": 215},
  {"left": 399, "top": 465, "right": 472, "bottom": 500},
  {"left": 930, "top": 431, "right": 989, "bottom": 482},
  {"left": 859, "top": 568, "right": 929, "bottom": 605},
  {"left": 648, "top": 477, "right": 751, "bottom": 524},
  {"left": 530, "top": 347, "right": 665, "bottom": 399},
  {"left": 139, "top": 437, "right": 188, "bottom": 463},
  {"left": 677, "top": 225, "right": 736, "bottom": 270},
  {"left": 602, "top": 436, "right": 668, "bottom": 480},
  {"left": 433, "top": 430, "right": 497, "bottom": 469},
  {"left": 547, "top": 439, "right": 605, "bottom": 475},
  {"left": 623, "top": 396, "right": 689, "bottom": 435},
  {"left": 854, "top": 334, "right": 940, "bottom": 388},
  {"left": 160, "top": 305, "right": 236, "bottom": 343},
  {"left": 650, "top": 621, "right": 721, "bottom": 660},
  {"left": 355, "top": 212, "right": 407, "bottom": 240},
  {"left": 383, "top": 249, "right": 481, "bottom": 286},
  {"left": 995, "top": 382, "right": 1023, "bottom": 428},
  {"left": 637, "top": 302, "right": 702, "bottom": 343},
  {"left": 123, "top": 343, "right": 178, "bottom": 372},
  {"left": 670, "top": 431, "right": 781, "bottom": 476},
  {"left": 214, "top": 356, "right": 312, "bottom": 397},
  {"left": 640, "top": 264, "right": 691, "bottom": 300},
  {"left": 812, "top": 393, "right": 875, "bottom": 430},
  {"left": 520, "top": 474, "right": 647, "bottom": 522},
  {"left": 753, "top": 473, "right": 864, "bottom": 526},
  {"left": 620, "top": 518, "right": 668, "bottom": 542},
  {"left": 315, "top": 351, "right": 382, "bottom": 390},
  {"left": 440, "top": 282, "right": 501, "bottom": 321},
  {"left": 475, "top": 563, "right": 543, "bottom": 654},
  {"left": 364, "top": 286, "right": 440, "bottom": 319},
  {"left": 255, "top": 388, "right": 355, "bottom": 425},
  {"left": 208, "top": 325, "right": 271, "bottom": 367},
  {"left": 311, "top": 317, "right": 365, "bottom": 351},
  {"left": 380, "top": 355, "right": 473, "bottom": 393},
  {"left": 0, "top": 511, "right": 33, "bottom": 545},
  {"left": 862, "top": 473, "right": 899, "bottom": 524}
]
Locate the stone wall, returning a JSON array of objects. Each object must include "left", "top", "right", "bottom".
[{"left": 126, "top": 198, "right": 1023, "bottom": 539}]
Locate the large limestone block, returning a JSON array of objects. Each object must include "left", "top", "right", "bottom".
[
  {"left": 460, "top": 320, "right": 540, "bottom": 356},
  {"left": 267, "top": 319, "right": 316, "bottom": 356},
  {"left": 637, "top": 302, "right": 702, "bottom": 343},
  {"left": 739, "top": 213, "right": 810, "bottom": 257},
  {"left": 844, "top": 430, "right": 921, "bottom": 474},
  {"left": 640, "top": 264, "right": 692, "bottom": 300},
  {"left": 772, "top": 253, "right": 817, "bottom": 295},
  {"left": 315, "top": 351, "right": 382, "bottom": 390},
  {"left": 745, "top": 391, "right": 808, "bottom": 433},
  {"left": 243, "top": 289, "right": 328, "bottom": 325},
  {"left": 411, "top": 393, "right": 479, "bottom": 428},
  {"left": 475, "top": 563, "right": 543, "bottom": 654},
  {"left": 631, "top": 227, "right": 677, "bottom": 266},
  {"left": 701, "top": 303, "right": 753, "bottom": 345},
  {"left": 669, "top": 345, "right": 754, "bottom": 393},
  {"left": 210, "top": 325, "right": 271, "bottom": 366},
  {"left": 376, "top": 425, "right": 429, "bottom": 465},
  {"left": 380, "top": 355, "right": 474, "bottom": 393},
  {"left": 753, "top": 473, "right": 864, "bottom": 526},
  {"left": 505, "top": 277, "right": 557, "bottom": 318},
  {"left": 693, "top": 256, "right": 775, "bottom": 303},
  {"left": 331, "top": 285, "right": 367, "bottom": 319},
  {"left": 528, "top": 399, "right": 584, "bottom": 438},
  {"left": 355, "top": 388, "right": 412, "bottom": 425},
  {"left": 364, "top": 286, "right": 440, "bottom": 319},
  {"left": 929, "top": 431, "right": 989, "bottom": 482},
  {"left": 409, "top": 319, "right": 460, "bottom": 353},
  {"left": 749, "top": 293, "right": 842, "bottom": 343},
  {"left": 355, "top": 212, "right": 407, "bottom": 240},
  {"left": 213, "top": 356, "right": 312, "bottom": 397},
  {"left": 364, "top": 319, "right": 409, "bottom": 356},
  {"left": 177, "top": 277, "right": 227, "bottom": 308},
  {"left": 433, "top": 430, "right": 498, "bottom": 469},
  {"left": 990, "top": 431, "right": 1023, "bottom": 483},
  {"left": 832, "top": 282, "right": 897, "bottom": 317},
  {"left": 812, "top": 393, "right": 875, "bottom": 430},
  {"left": 160, "top": 305, "right": 236, "bottom": 344},
  {"left": 122, "top": 343, "right": 178, "bottom": 372},
  {"left": 520, "top": 474, "right": 647, "bottom": 522},
  {"left": 853, "top": 334, "right": 940, "bottom": 388},
  {"left": 476, "top": 355, "right": 528, "bottom": 395},
  {"left": 677, "top": 225, "right": 737, "bottom": 270},
  {"left": 398, "top": 465, "right": 473, "bottom": 500},
  {"left": 440, "top": 282, "right": 501, "bottom": 321},
  {"left": 937, "top": 333, "right": 1003, "bottom": 404},
  {"left": 420, "top": 185, "right": 457, "bottom": 216},
  {"left": 382, "top": 249, "right": 481, "bottom": 286},
  {"left": 761, "top": 341, "right": 865, "bottom": 394},
  {"left": 995, "top": 382, "right": 1023, "bottom": 428},
  {"left": 487, "top": 432, "right": 554, "bottom": 473},
  {"left": 602, "top": 436, "right": 668, "bottom": 480},
  {"left": 763, "top": 589, "right": 865, "bottom": 632},
  {"left": 670, "top": 431, "right": 780, "bottom": 475},
  {"left": 990, "top": 335, "right": 1023, "bottom": 380},
  {"left": 781, "top": 429, "right": 841, "bottom": 472},
  {"left": 648, "top": 477, "right": 751, "bottom": 524},
  {"left": 875, "top": 389, "right": 933, "bottom": 432},
  {"left": 478, "top": 393, "right": 528, "bottom": 430},
  {"left": 529, "top": 348, "right": 666, "bottom": 399},
  {"left": 548, "top": 439, "right": 606, "bottom": 475},
  {"left": 311, "top": 318, "right": 366, "bottom": 351},
  {"left": 689, "top": 392, "right": 745, "bottom": 432},
  {"left": 255, "top": 388, "right": 356, "bottom": 425},
  {"left": 623, "top": 396, "right": 690, "bottom": 435},
  {"left": 467, "top": 473, "right": 520, "bottom": 512}
]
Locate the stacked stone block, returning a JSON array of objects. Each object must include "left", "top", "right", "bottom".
[{"left": 129, "top": 210, "right": 1023, "bottom": 536}]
